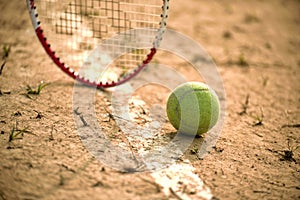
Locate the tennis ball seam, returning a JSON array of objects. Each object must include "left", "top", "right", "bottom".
[{"left": 175, "top": 88, "right": 209, "bottom": 116}]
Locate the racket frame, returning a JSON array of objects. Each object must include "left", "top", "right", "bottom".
[{"left": 26, "top": 0, "right": 169, "bottom": 88}]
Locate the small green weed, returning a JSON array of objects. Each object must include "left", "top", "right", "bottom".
[
  {"left": 252, "top": 107, "right": 264, "bottom": 126},
  {"left": 3, "top": 45, "right": 11, "bottom": 59},
  {"left": 190, "top": 147, "right": 199, "bottom": 154},
  {"left": 239, "top": 94, "right": 250, "bottom": 115},
  {"left": 25, "top": 81, "right": 49, "bottom": 98},
  {"left": 237, "top": 53, "right": 249, "bottom": 67},
  {"left": 280, "top": 139, "right": 298, "bottom": 162},
  {"left": 9, "top": 124, "right": 30, "bottom": 142},
  {"left": 26, "top": 81, "right": 49, "bottom": 95}
]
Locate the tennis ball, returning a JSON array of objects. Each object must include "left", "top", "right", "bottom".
[{"left": 166, "top": 82, "right": 220, "bottom": 136}]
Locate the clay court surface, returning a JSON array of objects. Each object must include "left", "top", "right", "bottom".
[{"left": 0, "top": 0, "right": 299, "bottom": 199}]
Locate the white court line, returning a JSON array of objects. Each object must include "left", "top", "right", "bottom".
[
  {"left": 151, "top": 160, "right": 213, "bottom": 200},
  {"left": 111, "top": 96, "right": 214, "bottom": 200}
]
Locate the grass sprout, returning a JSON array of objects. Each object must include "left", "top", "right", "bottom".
[
  {"left": 9, "top": 124, "right": 30, "bottom": 142},
  {"left": 281, "top": 139, "right": 298, "bottom": 162},
  {"left": 2, "top": 44, "right": 10, "bottom": 59},
  {"left": 237, "top": 53, "right": 249, "bottom": 67},
  {"left": 239, "top": 94, "right": 250, "bottom": 115},
  {"left": 252, "top": 107, "right": 264, "bottom": 126},
  {"left": 25, "top": 81, "right": 49, "bottom": 98}
]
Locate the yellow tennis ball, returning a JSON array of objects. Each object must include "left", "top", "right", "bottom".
[{"left": 166, "top": 82, "right": 220, "bottom": 136}]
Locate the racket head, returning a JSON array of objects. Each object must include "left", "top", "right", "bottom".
[{"left": 26, "top": 0, "right": 169, "bottom": 88}]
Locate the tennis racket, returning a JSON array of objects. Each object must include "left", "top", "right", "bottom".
[{"left": 26, "top": 0, "right": 169, "bottom": 88}]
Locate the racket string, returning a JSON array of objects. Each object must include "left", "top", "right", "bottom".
[{"left": 29, "top": 0, "right": 169, "bottom": 87}]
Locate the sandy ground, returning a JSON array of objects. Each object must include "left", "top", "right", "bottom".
[{"left": 0, "top": 0, "right": 300, "bottom": 199}]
